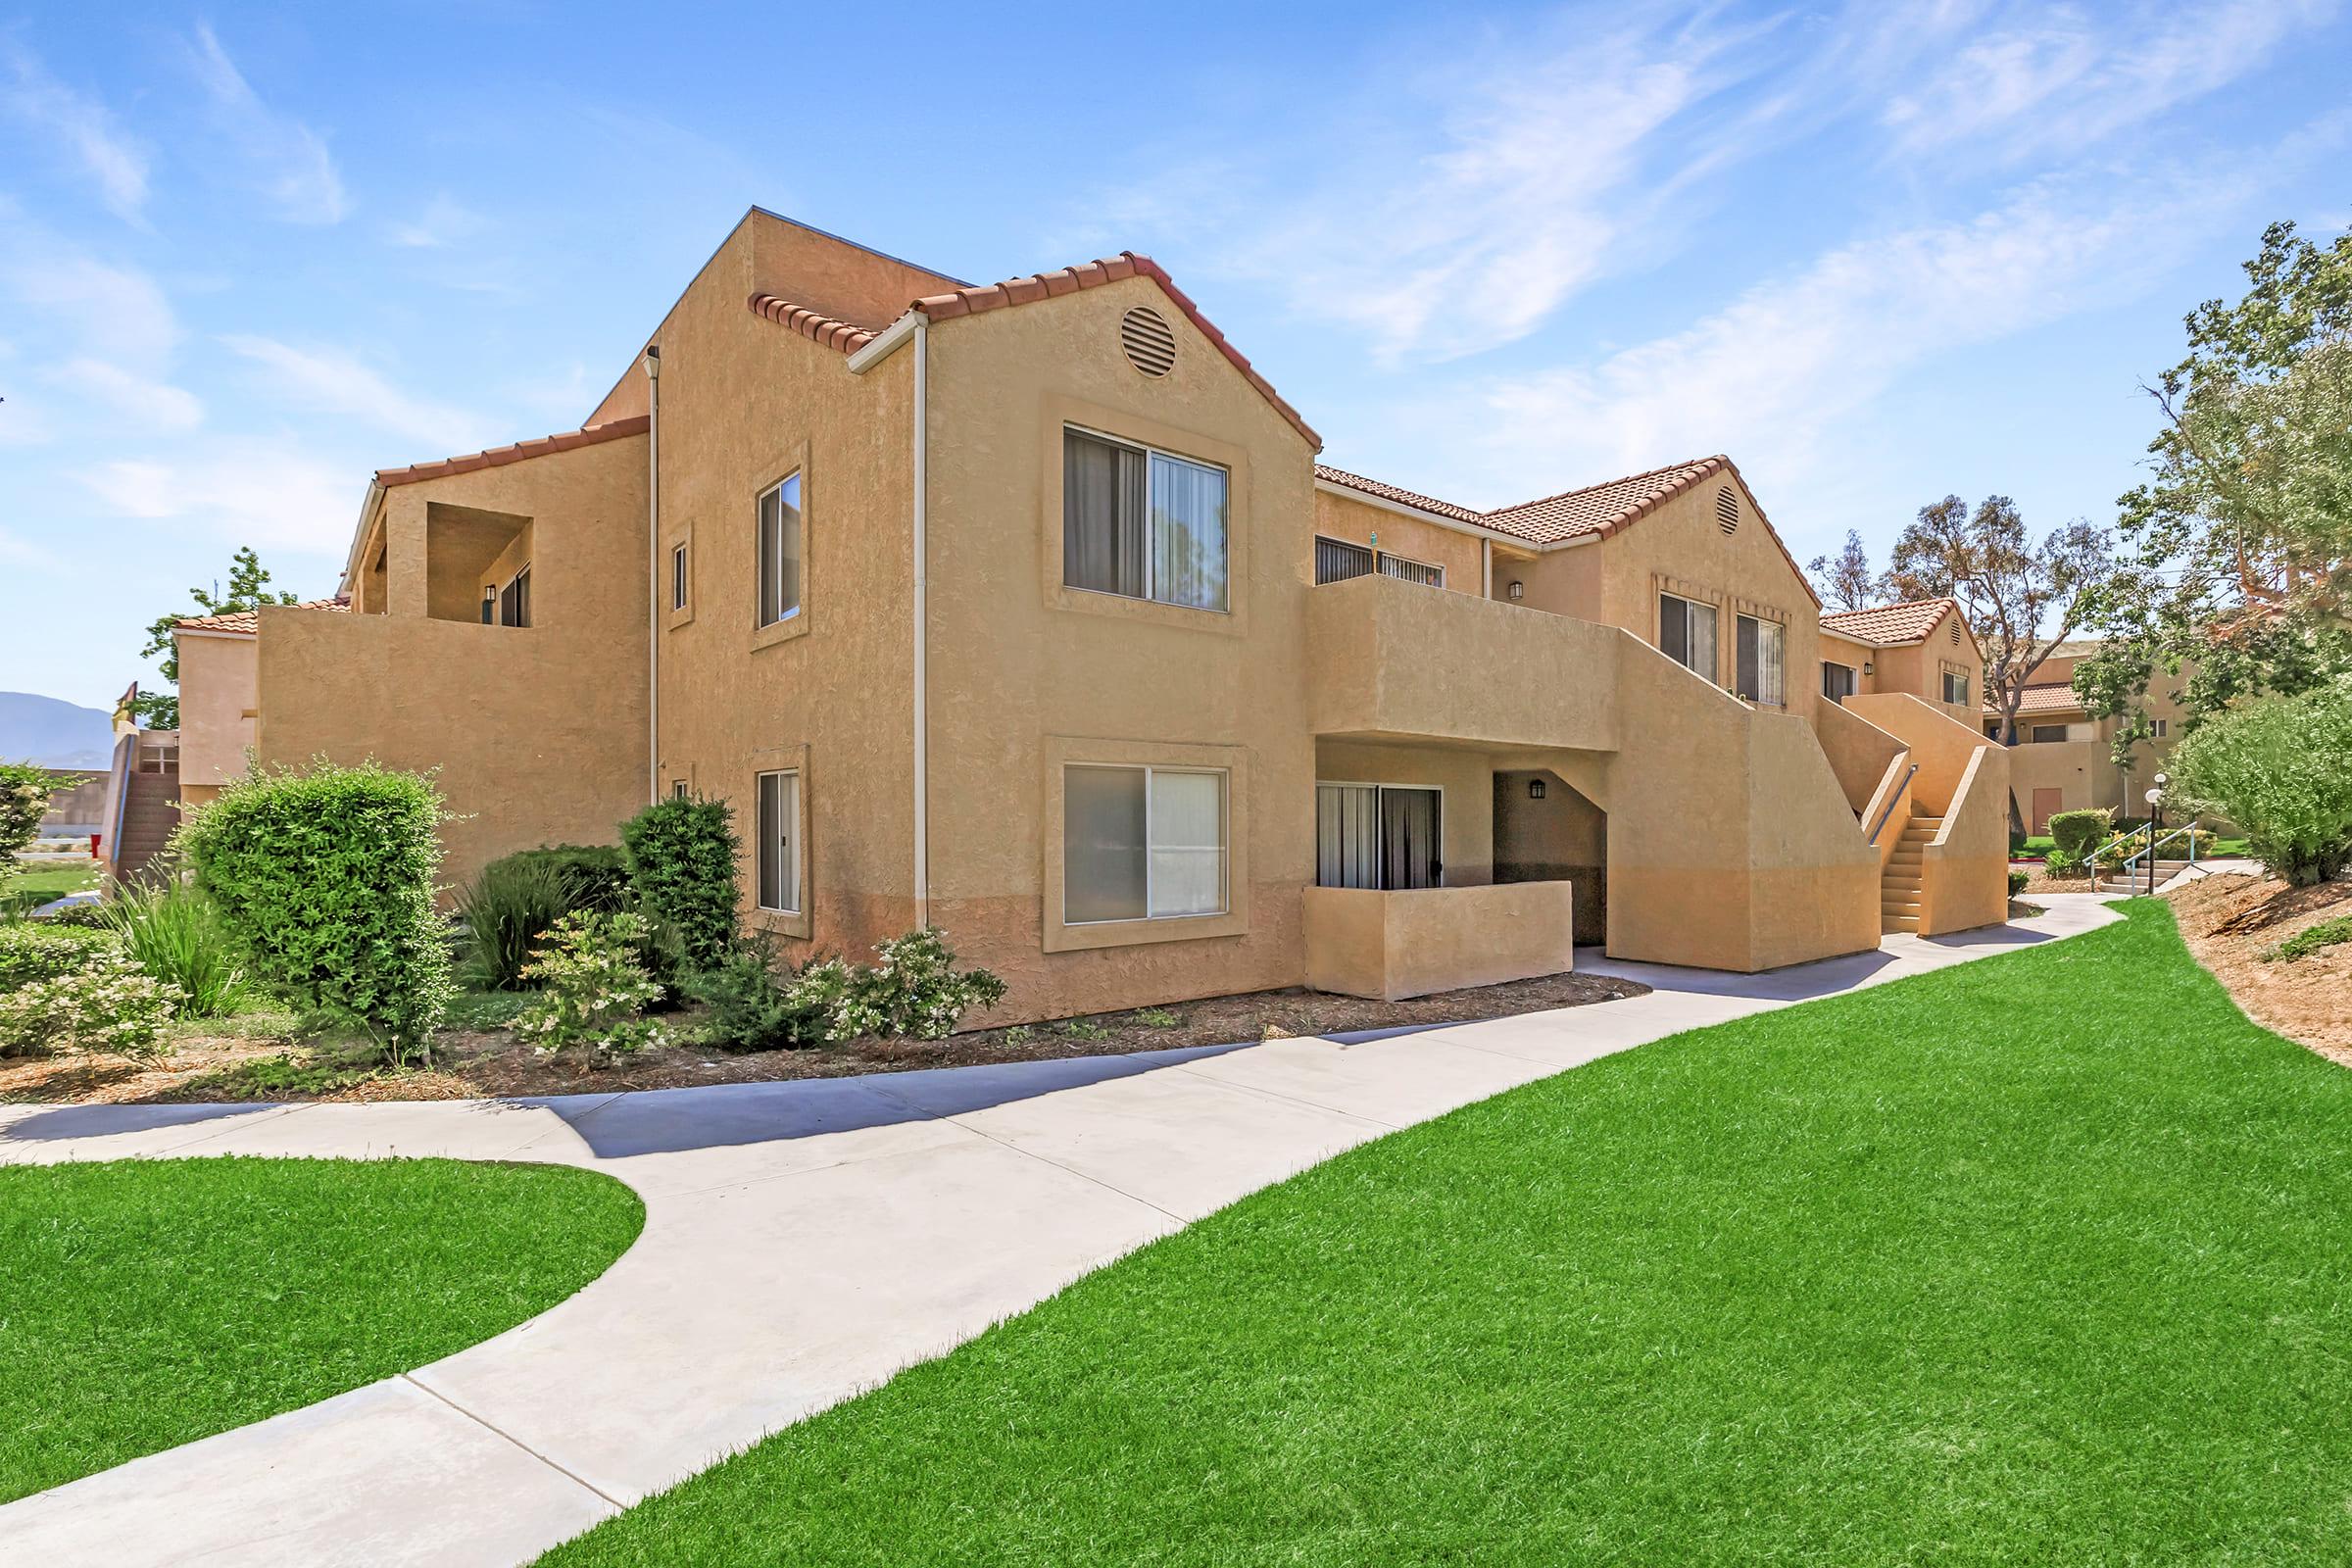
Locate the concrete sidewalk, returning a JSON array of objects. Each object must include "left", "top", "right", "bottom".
[{"left": 0, "top": 897, "right": 2122, "bottom": 1568}]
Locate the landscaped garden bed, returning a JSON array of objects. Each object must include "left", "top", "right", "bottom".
[{"left": 2164, "top": 870, "right": 2352, "bottom": 1064}]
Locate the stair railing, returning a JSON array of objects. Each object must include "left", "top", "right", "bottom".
[
  {"left": 1868, "top": 765, "right": 1917, "bottom": 847},
  {"left": 2116, "top": 823, "right": 2201, "bottom": 895}
]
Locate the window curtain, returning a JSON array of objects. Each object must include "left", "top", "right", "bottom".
[
  {"left": 1379, "top": 787, "right": 1441, "bottom": 891},
  {"left": 1151, "top": 452, "right": 1228, "bottom": 612},
  {"left": 1759, "top": 619, "right": 1785, "bottom": 706},
  {"left": 1148, "top": 770, "right": 1226, "bottom": 916},
  {"left": 1064, "top": 766, "right": 1147, "bottom": 922},
  {"left": 758, "top": 771, "right": 798, "bottom": 912},
  {"left": 1315, "top": 783, "right": 1379, "bottom": 889},
  {"left": 1063, "top": 432, "right": 1146, "bottom": 597}
]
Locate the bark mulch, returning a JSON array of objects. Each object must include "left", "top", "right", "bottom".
[
  {"left": 2163, "top": 871, "right": 2352, "bottom": 1067},
  {"left": 0, "top": 970, "right": 1649, "bottom": 1107}
]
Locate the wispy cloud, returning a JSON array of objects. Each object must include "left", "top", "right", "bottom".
[
  {"left": 0, "top": 524, "right": 63, "bottom": 569},
  {"left": 385, "top": 194, "right": 486, "bottom": 249},
  {"left": 0, "top": 41, "right": 150, "bottom": 221},
  {"left": 76, "top": 442, "right": 354, "bottom": 555},
  {"left": 49, "top": 358, "right": 203, "bottom": 431},
  {"left": 186, "top": 23, "right": 348, "bottom": 224},
  {"left": 2, "top": 245, "right": 180, "bottom": 368},
  {"left": 219, "top": 334, "right": 491, "bottom": 454}
]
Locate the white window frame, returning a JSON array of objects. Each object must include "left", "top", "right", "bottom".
[
  {"left": 755, "top": 768, "right": 801, "bottom": 914},
  {"left": 757, "top": 473, "right": 803, "bottom": 629},
  {"left": 1942, "top": 668, "right": 1970, "bottom": 706},
  {"left": 1061, "top": 425, "right": 1230, "bottom": 613},
  {"left": 1061, "top": 762, "right": 1229, "bottom": 925},
  {"left": 1735, "top": 612, "right": 1786, "bottom": 707},
  {"left": 1659, "top": 591, "right": 1718, "bottom": 684}
]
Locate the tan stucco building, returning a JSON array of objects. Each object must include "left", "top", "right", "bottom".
[
  {"left": 177, "top": 208, "right": 2010, "bottom": 1025},
  {"left": 1978, "top": 641, "right": 2189, "bottom": 835}
]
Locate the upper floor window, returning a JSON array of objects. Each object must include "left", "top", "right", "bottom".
[
  {"left": 1062, "top": 427, "right": 1227, "bottom": 612},
  {"left": 1822, "top": 661, "right": 1856, "bottom": 705},
  {"left": 1314, "top": 536, "right": 1373, "bottom": 584},
  {"left": 671, "top": 542, "right": 688, "bottom": 612},
  {"left": 758, "top": 474, "right": 802, "bottom": 627},
  {"left": 1941, "top": 668, "right": 1969, "bottom": 706},
  {"left": 2150, "top": 718, "right": 2169, "bottom": 738},
  {"left": 498, "top": 567, "right": 530, "bottom": 628},
  {"left": 1659, "top": 592, "right": 1717, "bottom": 683},
  {"left": 1735, "top": 613, "right": 1786, "bottom": 707},
  {"left": 2030, "top": 723, "right": 2069, "bottom": 744}
]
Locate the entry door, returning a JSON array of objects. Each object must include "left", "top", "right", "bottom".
[
  {"left": 2031, "top": 788, "right": 2063, "bottom": 837},
  {"left": 1379, "top": 787, "right": 1443, "bottom": 890}
]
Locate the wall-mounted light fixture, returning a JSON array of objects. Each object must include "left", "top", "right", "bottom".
[
  {"left": 1862, "top": 661, "right": 1875, "bottom": 675},
  {"left": 1528, "top": 777, "right": 1546, "bottom": 800},
  {"left": 1506, "top": 580, "right": 1524, "bottom": 601}
]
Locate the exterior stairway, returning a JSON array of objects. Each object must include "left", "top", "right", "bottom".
[
  {"left": 2096, "top": 858, "right": 2194, "bottom": 894},
  {"left": 1881, "top": 814, "right": 1941, "bottom": 932}
]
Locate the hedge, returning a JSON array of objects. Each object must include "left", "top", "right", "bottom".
[
  {"left": 2171, "top": 680, "right": 2352, "bottom": 887},
  {"left": 620, "top": 796, "right": 741, "bottom": 972}
]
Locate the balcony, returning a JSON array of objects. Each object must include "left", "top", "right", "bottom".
[
  {"left": 1304, "top": 573, "right": 1620, "bottom": 753},
  {"left": 1301, "top": 881, "right": 1578, "bottom": 1001}
]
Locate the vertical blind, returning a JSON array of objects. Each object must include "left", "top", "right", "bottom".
[
  {"left": 1064, "top": 766, "right": 1227, "bottom": 922},
  {"left": 1660, "top": 594, "right": 1717, "bottom": 683},
  {"left": 1736, "top": 614, "right": 1785, "bottom": 707},
  {"left": 1314, "top": 536, "right": 1375, "bottom": 584},
  {"left": 1064, "top": 429, "right": 1228, "bottom": 612},
  {"left": 1316, "top": 784, "right": 1441, "bottom": 890}
]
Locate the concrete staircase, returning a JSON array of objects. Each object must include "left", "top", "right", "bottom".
[
  {"left": 1882, "top": 814, "right": 1942, "bottom": 932},
  {"left": 2096, "top": 858, "right": 2193, "bottom": 894}
]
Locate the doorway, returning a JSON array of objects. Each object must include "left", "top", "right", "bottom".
[
  {"left": 2031, "top": 787, "right": 2064, "bottom": 837},
  {"left": 1316, "top": 783, "right": 1443, "bottom": 890}
]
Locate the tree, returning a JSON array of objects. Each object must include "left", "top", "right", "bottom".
[
  {"left": 1806, "top": 530, "right": 1885, "bottom": 610},
  {"left": 2078, "top": 219, "right": 2352, "bottom": 749},
  {"left": 1885, "top": 494, "right": 2111, "bottom": 745},
  {"left": 134, "top": 547, "right": 301, "bottom": 729},
  {"left": 1, "top": 761, "right": 65, "bottom": 871}
]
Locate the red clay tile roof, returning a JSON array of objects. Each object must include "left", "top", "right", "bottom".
[
  {"left": 1312, "top": 465, "right": 1488, "bottom": 524},
  {"left": 175, "top": 598, "right": 348, "bottom": 637},
  {"left": 747, "top": 251, "right": 1321, "bottom": 450},
  {"left": 1817, "top": 598, "right": 1959, "bottom": 646},
  {"left": 2000, "top": 683, "right": 2086, "bottom": 716},
  {"left": 373, "top": 415, "right": 650, "bottom": 488}
]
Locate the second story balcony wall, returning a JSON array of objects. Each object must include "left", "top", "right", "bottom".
[{"left": 1305, "top": 571, "right": 1621, "bottom": 754}]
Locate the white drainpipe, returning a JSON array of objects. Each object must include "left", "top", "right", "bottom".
[
  {"left": 642, "top": 346, "right": 661, "bottom": 804},
  {"left": 910, "top": 317, "right": 930, "bottom": 929}
]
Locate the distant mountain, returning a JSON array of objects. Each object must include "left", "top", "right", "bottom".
[{"left": 0, "top": 692, "right": 117, "bottom": 768}]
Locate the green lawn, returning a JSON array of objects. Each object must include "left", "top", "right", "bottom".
[
  {"left": 3, "top": 861, "right": 98, "bottom": 902},
  {"left": 544, "top": 902, "right": 2352, "bottom": 1565},
  {"left": 0, "top": 1156, "right": 641, "bottom": 1502}
]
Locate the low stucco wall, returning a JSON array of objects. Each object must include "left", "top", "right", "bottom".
[
  {"left": 1921, "top": 746, "right": 2011, "bottom": 936},
  {"left": 1813, "top": 695, "right": 1905, "bottom": 814},
  {"left": 1301, "top": 880, "right": 1575, "bottom": 1002}
]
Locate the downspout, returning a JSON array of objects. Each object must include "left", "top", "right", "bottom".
[
  {"left": 911, "top": 318, "right": 930, "bottom": 929},
  {"left": 642, "top": 347, "right": 661, "bottom": 804},
  {"left": 1481, "top": 539, "right": 1493, "bottom": 599}
]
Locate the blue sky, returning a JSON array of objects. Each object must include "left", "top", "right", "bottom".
[{"left": 2, "top": 0, "right": 2347, "bottom": 710}]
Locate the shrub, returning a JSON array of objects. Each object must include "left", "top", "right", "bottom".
[
  {"left": 502, "top": 845, "right": 630, "bottom": 910},
  {"left": 2041, "top": 848, "right": 2086, "bottom": 880},
  {"left": 682, "top": 939, "right": 831, "bottom": 1050},
  {"left": 0, "top": 952, "right": 181, "bottom": 1059},
  {"left": 619, "top": 797, "right": 740, "bottom": 972},
  {"left": 2008, "top": 869, "right": 2029, "bottom": 897},
  {"left": 830, "top": 928, "right": 1007, "bottom": 1042},
  {"left": 0, "top": 761, "right": 62, "bottom": 868},
  {"left": 514, "top": 911, "right": 669, "bottom": 1060},
  {"left": 177, "top": 761, "right": 453, "bottom": 1065},
  {"left": 2262, "top": 915, "right": 2352, "bottom": 963},
  {"left": 2047, "top": 808, "right": 2114, "bottom": 863},
  {"left": 2170, "top": 680, "right": 2352, "bottom": 887},
  {"left": 458, "top": 858, "right": 575, "bottom": 992},
  {"left": 96, "top": 883, "right": 251, "bottom": 1018},
  {"left": 0, "top": 923, "right": 119, "bottom": 990}
]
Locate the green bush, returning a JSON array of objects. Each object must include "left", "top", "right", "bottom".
[
  {"left": 2008, "top": 869, "right": 2029, "bottom": 897},
  {"left": 177, "top": 761, "right": 453, "bottom": 1065},
  {"left": 619, "top": 797, "right": 740, "bottom": 972},
  {"left": 2041, "top": 849, "right": 2087, "bottom": 880},
  {"left": 0, "top": 951, "right": 181, "bottom": 1058},
  {"left": 2047, "top": 808, "right": 2114, "bottom": 863},
  {"left": 514, "top": 910, "right": 668, "bottom": 1060},
  {"left": 458, "top": 858, "right": 574, "bottom": 992},
  {"left": 503, "top": 845, "right": 630, "bottom": 910},
  {"left": 682, "top": 939, "right": 831, "bottom": 1050},
  {"left": 829, "top": 928, "right": 1007, "bottom": 1042},
  {"left": 0, "top": 923, "right": 119, "bottom": 990},
  {"left": 0, "top": 761, "right": 62, "bottom": 868},
  {"left": 96, "top": 883, "right": 251, "bottom": 1018},
  {"left": 2261, "top": 915, "right": 2352, "bottom": 963},
  {"left": 2171, "top": 680, "right": 2352, "bottom": 886}
]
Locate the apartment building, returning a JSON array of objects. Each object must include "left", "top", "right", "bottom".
[
  {"left": 177, "top": 208, "right": 2010, "bottom": 1024},
  {"left": 1984, "top": 641, "right": 2187, "bottom": 834}
]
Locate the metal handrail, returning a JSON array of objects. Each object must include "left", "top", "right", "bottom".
[
  {"left": 2115, "top": 823, "right": 2201, "bottom": 894},
  {"left": 1869, "top": 764, "right": 1917, "bottom": 847}
]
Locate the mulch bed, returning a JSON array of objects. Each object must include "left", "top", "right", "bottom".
[
  {"left": 0, "top": 970, "right": 1648, "bottom": 1107},
  {"left": 2163, "top": 871, "right": 2352, "bottom": 1067}
]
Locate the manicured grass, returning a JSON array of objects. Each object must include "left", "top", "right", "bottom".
[
  {"left": 544, "top": 903, "right": 2352, "bottom": 1564},
  {"left": 0, "top": 1156, "right": 641, "bottom": 1502},
  {"left": 3, "top": 862, "right": 97, "bottom": 901}
]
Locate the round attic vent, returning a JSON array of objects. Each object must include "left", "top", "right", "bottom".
[
  {"left": 1120, "top": 305, "right": 1177, "bottom": 378},
  {"left": 1715, "top": 484, "right": 1739, "bottom": 535}
]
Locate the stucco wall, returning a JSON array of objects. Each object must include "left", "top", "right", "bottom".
[
  {"left": 1494, "top": 768, "right": 1606, "bottom": 942},
  {"left": 1920, "top": 745, "right": 2011, "bottom": 935},
  {"left": 174, "top": 632, "right": 258, "bottom": 792},
  {"left": 1813, "top": 693, "right": 1905, "bottom": 814},
  {"left": 1314, "top": 739, "right": 1495, "bottom": 887},
  {"left": 1301, "top": 881, "right": 1575, "bottom": 1001},
  {"left": 1311, "top": 489, "right": 1484, "bottom": 593}
]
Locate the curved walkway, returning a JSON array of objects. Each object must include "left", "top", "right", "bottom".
[{"left": 0, "top": 897, "right": 2121, "bottom": 1568}]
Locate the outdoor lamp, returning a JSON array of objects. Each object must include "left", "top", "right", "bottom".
[
  {"left": 1507, "top": 580, "right": 1524, "bottom": 601},
  {"left": 1528, "top": 778, "right": 1546, "bottom": 800},
  {"left": 2145, "top": 788, "right": 2162, "bottom": 807}
]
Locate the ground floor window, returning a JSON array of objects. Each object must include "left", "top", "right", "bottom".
[
  {"left": 1736, "top": 613, "right": 1786, "bottom": 706},
  {"left": 1659, "top": 592, "right": 1717, "bottom": 683},
  {"left": 1063, "top": 765, "right": 1228, "bottom": 923},
  {"left": 1822, "top": 661, "right": 1856, "bottom": 704},
  {"left": 756, "top": 769, "right": 800, "bottom": 913},
  {"left": 1315, "top": 783, "right": 1442, "bottom": 891}
]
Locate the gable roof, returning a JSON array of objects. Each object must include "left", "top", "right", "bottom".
[
  {"left": 1312, "top": 465, "right": 1487, "bottom": 524},
  {"left": 2001, "top": 683, "right": 2086, "bottom": 716},
  {"left": 373, "top": 415, "right": 650, "bottom": 489},
  {"left": 1817, "top": 598, "right": 1960, "bottom": 647},
  {"left": 175, "top": 598, "right": 348, "bottom": 638},
  {"left": 749, "top": 251, "right": 1320, "bottom": 450}
]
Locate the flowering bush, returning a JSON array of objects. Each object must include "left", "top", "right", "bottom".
[
  {"left": 514, "top": 911, "right": 669, "bottom": 1060},
  {"left": 766, "top": 929, "right": 1006, "bottom": 1045},
  {"left": 0, "top": 952, "right": 182, "bottom": 1059},
  {"left": 0, "top": 761, "right": 61, "bottom": 869},
  {"left": 0, "top": 923, "right": 121, "bottom": 990}
]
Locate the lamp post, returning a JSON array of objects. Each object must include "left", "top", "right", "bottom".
[{"left": 2144, "top": 772, "right": 2168, "bottom": 895}]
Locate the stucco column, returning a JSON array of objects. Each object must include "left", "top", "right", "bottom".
[{"left": 386, "top": 491, "right": 430, "bottom": 618}]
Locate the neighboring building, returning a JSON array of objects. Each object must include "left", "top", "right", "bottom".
[
  {"left": 1980, "top": 640, "right": 2189, "bottom": 835},
  {"left": 172, "top": 599, "right": 347, "bottom": 810},
  {"left": 177, "top": 208, "right": 2010, "bottom": 1025},
  {"left": 1816, "top": 599, "right": 1984, "bottom": 724}
]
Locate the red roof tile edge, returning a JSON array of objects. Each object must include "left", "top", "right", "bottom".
[
  {"left": 374, "top": 415, "right": 651, "bottom": 488},
  {"left": 1818, "top": 597, "right": 1961, "bottom": 645},
  {"left": 746, "top": 294, "right": 880, "bottom": 355},
  {"left": 175, "top": 597, "right": 349, "bottom": 636}
]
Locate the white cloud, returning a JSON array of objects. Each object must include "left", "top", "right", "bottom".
[
  {"left": 385, "top": 194, "right": 485, "bottom": 249},
  {"left": 186, "top": 23, "right": 349, "bottom": 224},
  {"left": 50, "top": 358, "right": 203, "bottom": 431},
  {"left": 2, "top": 248, "right": 180, "bottom": 369},
  {"left": 0, "top": 42, "right": 149, "bottom": 221},
  {"left": 0, "top": 525, "right": 62, "bottom": 569},
  {"left": 219, "top": 334, "right": 493, "bottom": 454},
  {"left": 76, "top": 443, "right": 355, "bottom": 556}
]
